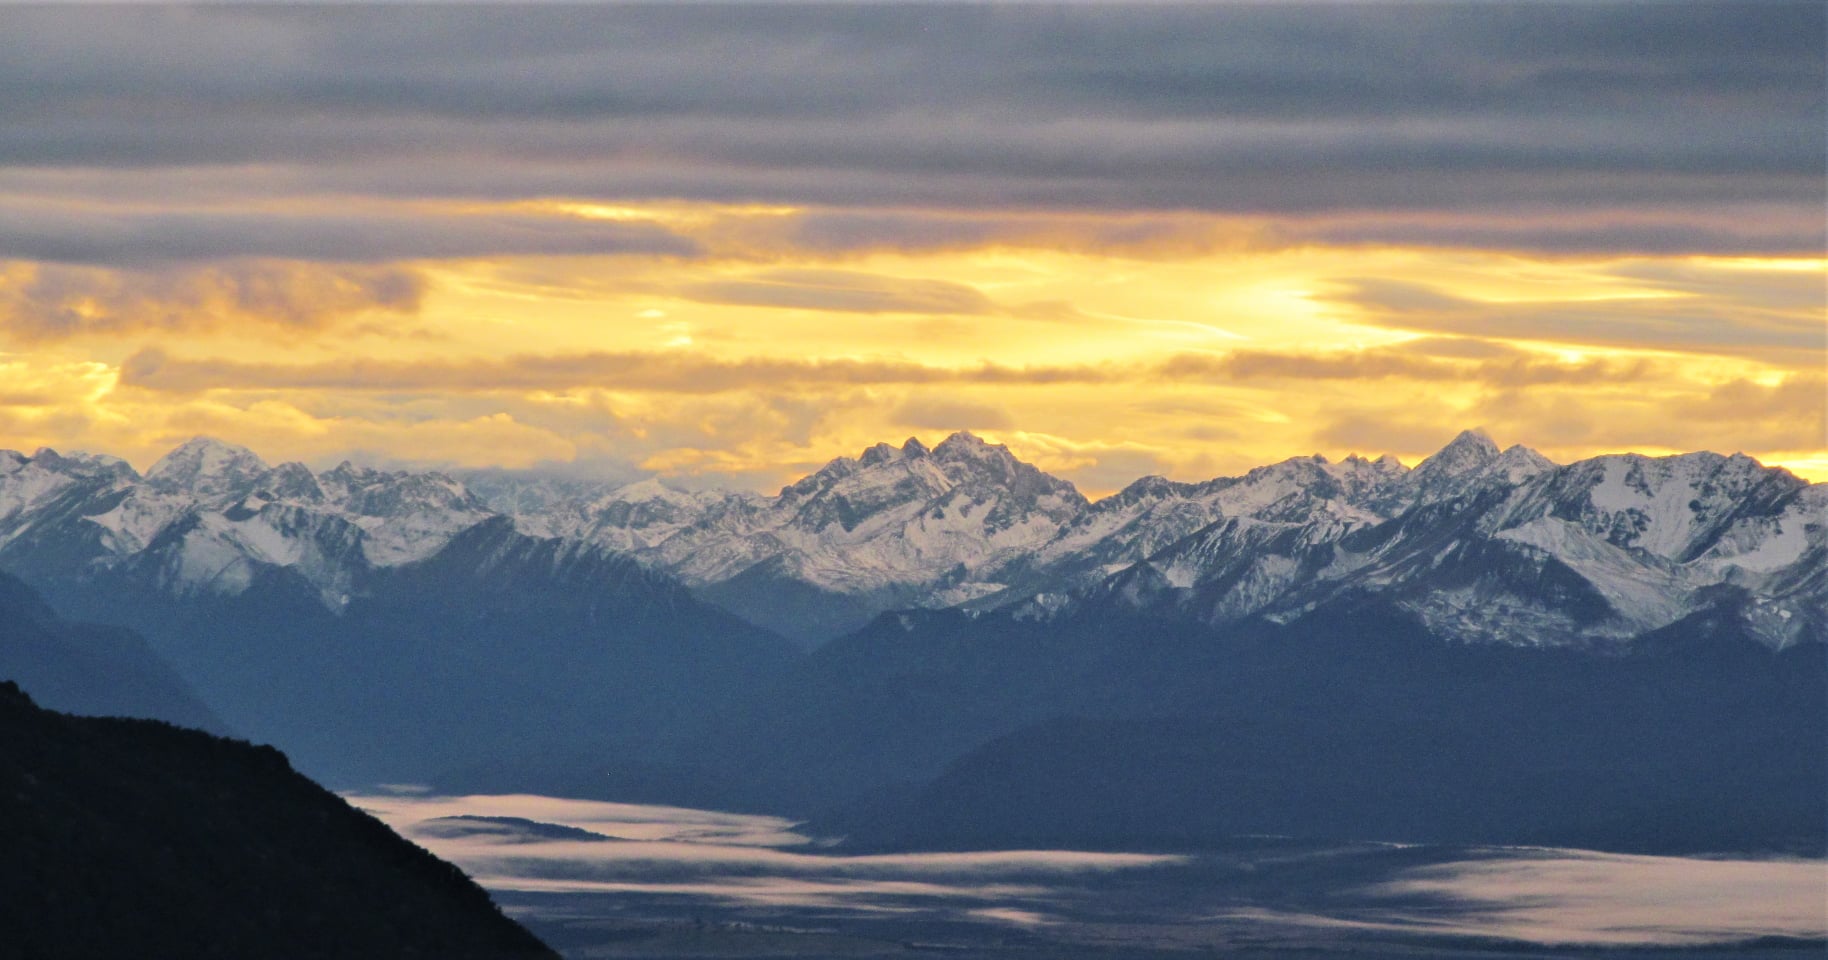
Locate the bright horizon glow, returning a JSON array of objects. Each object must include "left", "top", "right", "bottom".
[{"left": 1, "top": 5, "right": 1821, "bottom": 494}]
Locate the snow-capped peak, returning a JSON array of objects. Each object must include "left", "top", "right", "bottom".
[
  {"left": 1417, "top": 428, "right": 1499, "bottom": 474},
  {"left": 606, "top": 477, "right": 692, "bottom": 505},
  {"left": 931, "top": 431, "right": 1002, "bottom": 464},
  {"left": 1402, "top": 428, "right": 1509, "bottom": 503},
  {"left": 253, "top": 462, "right": 327, "bottom": 503},
  {"left": 1491, "top": 444, "right": 1556, "bottom": 483},
  {"left": 1, "top": 427, "right": 1815, "bottom": 651},
  {"left": 144, "top": 437, "right": 271, "bottom": 500},
  {"left": 21, "top": 447, "right": 137, "bottom": 481},
  {"left": 858, "top": 442, "right": 902, "bottom": 467}
]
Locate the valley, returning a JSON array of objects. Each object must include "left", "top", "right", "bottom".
[{"left": 354, "top": 790, "right": 1828, "bottom": 958}]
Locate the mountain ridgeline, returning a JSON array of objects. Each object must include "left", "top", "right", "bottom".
[{"left": 0, "top": 431, "right": 1821, "bottom": 854}]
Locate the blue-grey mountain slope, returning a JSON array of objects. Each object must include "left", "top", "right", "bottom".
[{"left": 0, "top": 571, "right": 223, "bottom": 733}]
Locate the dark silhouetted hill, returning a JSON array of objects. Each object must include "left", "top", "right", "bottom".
[{"left": 0, "top": 680, "right": 555, "bottom": 960}]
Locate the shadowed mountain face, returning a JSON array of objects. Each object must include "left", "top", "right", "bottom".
[
  {"left": 671, "top": 599, "right": 1821, "bottom": 857},
  {"left": 809, "top": 604, "right": 1827, "bottom": 855},
  {"left": 0, "top": 571, "right": 223, "bottom": 733},
  {"left": 30, "top": 518, "right": 798, "bottom": 789},
  {"left": 0, "top": 441, "right": 801, "bottom": 787},
  {"left": 0, "top": 680, "right": 555, "bottom": 960}
]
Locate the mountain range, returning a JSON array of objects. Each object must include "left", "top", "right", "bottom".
[
  {"left": 4, "top": 429, "right": 1818, "bottom": 650},
  {"left": 0, "top": 430, "right": 1821, "bottom": 854}
]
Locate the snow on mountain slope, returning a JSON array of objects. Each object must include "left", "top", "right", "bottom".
[
  {"left": 0, "top": 430, "right": 1818, "bottom": 650},
  {"left": 0, "top": 448, "right": 138, "bottom": 548},
  {"left": 144, "top": 437, "right": 271, "bottom": 505},
  {"left": 995, "top": 451, "right": 1414, "bottom": 609},
  {"left": 1075, "top": 434, "right": 1822, "bottom": 649},
  {"left": 0, "top": 439, "right": 492, "bottom": 606},
  {"left": 315, "top": 462, "right": 494, "bottom": 566},
  {"left": 587, "top": 434, "right": 1087, "bottom": 599}
]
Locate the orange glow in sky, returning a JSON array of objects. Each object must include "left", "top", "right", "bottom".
[{"left": 1, "top": 6, "right": 1821, "bottom": 492}]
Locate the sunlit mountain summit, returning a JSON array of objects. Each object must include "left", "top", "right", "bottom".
[{"left": 3, "top": 430, "right": 1820, "bottom": 651}]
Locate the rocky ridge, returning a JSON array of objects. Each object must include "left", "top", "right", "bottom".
[{"left": 1, "top": 429, "right": 1820, "bottom": 650}]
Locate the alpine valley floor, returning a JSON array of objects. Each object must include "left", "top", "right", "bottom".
[{"left": 353, "top": 791, "right": 1828, "bottom": 960}]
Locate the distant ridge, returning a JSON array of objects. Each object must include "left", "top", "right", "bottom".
[{"left": 0, "top": 571, "right": 223, "bottom": 732}]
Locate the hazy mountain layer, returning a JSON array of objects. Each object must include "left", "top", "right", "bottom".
[{"left": 0, "top": 571, "right": 222, "bottom": 732}]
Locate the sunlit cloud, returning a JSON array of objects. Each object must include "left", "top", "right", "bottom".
[
  {"left": 0, "top": 3, "right": 1818, "bottom": 485},
  {"left": 114, "top": 347, "right": 1116, "bottom": 394},
  {"left": 679, "top": 269, "right": 996, "bottom": 315},
  {"left": 892, "top": 398, "right": 1016, "bottom": 432},
  {"left": 0, "top": 260, "right": 422, "bottom": 342},
  {"left": 1325, "top": 273, "right": 1824, "bottom": 362}
]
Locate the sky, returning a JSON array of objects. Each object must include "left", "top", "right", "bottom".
[{"left": 1, "top": 3, "right": 1823, "bottom": 495}]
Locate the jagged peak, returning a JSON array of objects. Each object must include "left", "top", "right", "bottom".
[
  {"left": 19, "top": 446, "right": 137, "bottom": 480},
  {"left": 777, "top": 453, "right": 859, "bottom": 500},
  {"left": 149, "top": 435, "right": 264, "bottom": 466},
  {"left": 858, "top": 441, "right": 901, "bottom": 467},
  {"left": 1120, "top": 475, "right": 1180, "bottom": 496},
  {"left": 250, "top": 461, "right": 326, "bottom": 501},
  {"left": 29, "top": 446, "right": 116, "bottom": 467},
  {"left": 608, "top": 477, "right": 689, "bottom": 503},
  {"left": 319, "top": 460, "right": 408, "bottom": 486},
  {"left": 1099, "top": 474, "right": 1189, "bottom": 508},
  {"left": 1413, "top": 427, "right": 1500, "bottom": 477},
  {"left": 1496, "top": 443, "right": 1554, "bottom": 469},
  {"left": 145, "top": 436, "right": 269, "bottom": 490},
  {"left": 323, "top": 459, "right": 376, "bottom": 478},
  {"left": 901, "top": 436, "right": 930, "bottom": 457},
  {"left": 1444, "top": 427, "right": 1499, "bottom": 455},
  {"left": 931, "top": 431, "right": 1008, "bottom": 463},
  {"left": 1350, "top": 452, "right": 1410, "bottom": 476},
  {"left": 1568, "top": 448, "right": 1802, "bottom": 497},
  {"left": 1245, "top": 454, "right": 1333, "bottom": 481}
]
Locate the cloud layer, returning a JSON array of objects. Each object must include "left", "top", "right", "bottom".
[
  {"left": 1, "top": 4, "right": 1820, "bottom": 486},
  {"left": 3, "top": 3, "right": 1821, "bottom": 254},
  {"left": 350, "top": 792, "right": 1828, "bottom": 947}
]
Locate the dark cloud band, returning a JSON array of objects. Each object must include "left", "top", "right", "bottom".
[
  {"left": 0, "top": 2, "right": 1818, "bottom": 257},
  {"left": 0, "top": 201, "right": 697, "bottom": 266}
]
